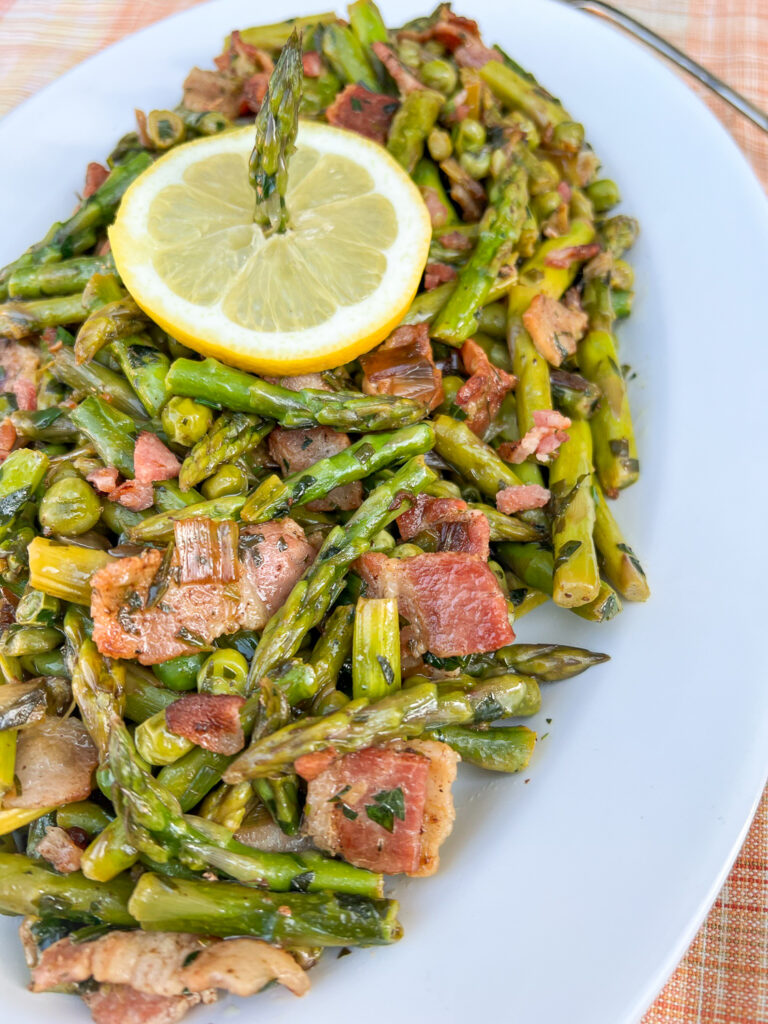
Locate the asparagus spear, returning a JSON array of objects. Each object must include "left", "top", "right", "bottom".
[
  {"left": 580, "top": 277, "right": 639, "bottom": 495},
  {"left": 309, "top": 605, "right": 355, "bottom": 714},
  {"left": 74, "top": 295, "right": 149, "bottom": 364},
  {"left": 166, "top": 356, "right": 426, "bottom": 431},
  {"left": 250, "top": 30, "right": 303, "bottom": 234},
  {"left": 427, "top": 724, "right": 537, "bottom": 772},
  {"left": 0, "top": 852, "right": 135, "bottom": 923},
  {"left": 548, "top": 419, "right": 600, "bottom": 607},
  {"left": 63, "top": 609, "right": 125, "bottom": 760},
  {"left": 0, "top": 151, "right": 152, "bottom": 301},
  {"left": 179, "top": 412, "right": 270, "bottom": 490},
  {"left": 550, "top": 368, "right": 601, "bottom": 419},
  {"left": 432, "top": 163, "right": 528, "bottom": 344},
  {"left": 51, "top": 347, "right": 147, "bottom": 419},
  {"left": 352, "top": 597, "right": 401, "bottom": 701},
  {"left": 27, "top": 538, "right": 113, "bottom": 605},
  {"left": 497, "top": 542, "right": 622, "bottom": 622},
  {"left": 0, "top": 449, "right": 48, "bottom": 544},
  {"left": 321, "top": 23, "right": 379, "bottom": 89},
  {"left": 0, "top": 293, "right": 87, "bottom": 339},
  {"left": 479, "top": 59, "right": 570, "bottom": 133},
  {"left": 110, "top": 336, "right": 170, "bottom": 417},
  {"left": 241, "top": 422, "right": 434, "bottom": 523},
  {"left": 129, "top": 494, "right": 246, "bottom": 543},
  {"left": 387, "top": 90, "right": 445, "bottom": 173},
  {"left": 225, "top": 673, "right": 541, "bottom": 782},
  {"left": 10, "top": 409, "right": 78, "bottom": 444},
  {"left": 423, "top": 642, "right": 609, "bottom": 681},
  {"left": 591, "top": 477, "right": 650, "bottom": 601},
  {"left": 109, "top": 722, "right": 383, "bottom": 896},
  {"left": 130, "top": 872, "right": 402, "bottom": 946},
  {"left": 7, "top": 252, "right": 117, "bottom": 299}
]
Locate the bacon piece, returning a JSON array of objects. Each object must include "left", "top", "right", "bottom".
[
  {"left": 36, "top": 825, "right": 84, "bottom": 874},
  {"left": 134, "top": 432, "right": 180, "bottom": 484},
  {"left": 83, "top": 162, "right": 109, "bottom": 199},
  {"left": 355, "top": 551, "right": 514, "bottom": 658},
  {"left": 32, "top": 930, "right": 306, "bottom": 1006},
  {"left": 496, "top": 484, "right": 551, "bottom": 514},
  {"left": 454, "top": 38, "right": 501, "bottom": 68},
  {"left": 371, "top": 41, "right": 424, "bottom": 95},
  {"left": 88, "top": 466, "right": 120, "bottom": 494},
  {"left": 400, "top": 10, "right": 481, "bottom": 51},
  {"left": 521, "top": 293, "right": 589, "bottom": 367},
  {"left": 5, "top": 716, "right": 97, "bottom": 809},
  {"left": 544, "top": 243, "right": 601, "bottom": 269},
  {"left": 174, "top": 518, "right": 238, "bottom": 584},
  {"left": 214, "top": 30, "right": 272, "bottom": 76},
  {"left": 455, "top": 338, "right": 516, "bottom": 436},
  {"left": 10, "top": 377, "right": 37, "bottom": 411},
  {"left": 556, "top": 181, "right": 572, "bottom": 203},
  {"left": 108, "top": 478, "right": 154, "bottom": 512},
  {"left": 166, "top": 693, "right": 245, "bottom": 755},
  {"left": 498, "top": 408, "right": 572, "bottom": 464},
  {"left": 83, "top": 986, "right": 210, "bottom": 1024},
  {"left": 360, "top": 323, "right": 443, "bottom": 412},
  {"left": 0, "top": 586, "right": 17, "bottom": 629},
  {"left": 420, "top": 187, "right": 450, "bottom": 229},
  {"left": 0, "top": 339, "right": 38, "bottom": 405},
  {"left": 91, "top": 521, "right": 315, "bottom": 664},
  {"left": 424, "top": 262, "right": 457, "bottom": 291},
  {"left": 396, "top": 493, "right": 489, "bottom": 559},
  {"left": 439, "top": 157, "right": 486, "bottom": 221},
  {"left": 437, "top": 230, "right": 473, "bottom": 252},
  {"left": 0, "top": 418, "right": 16, "bottom": 464},
  {"left": 242, "top": 73, "right": 270, "bottom": 113},
  {"left": 300, "top": 739, "right": 458, "bottom": 876},
  {"left": 268, "top": 426, "right": 362, "bottom": 512},
  {"left": 302, "top": 51, "right": 323, "bottom": 77},
  {"left": 325, "top": 84, "right": 399, "bottom": 145},
  {"left": 182, "top": 67, "right": 243, "bottom": 119}
]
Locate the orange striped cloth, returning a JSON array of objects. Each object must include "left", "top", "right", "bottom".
[{"left": 0, "top": 2, "right": 766, "bottom": 1021}]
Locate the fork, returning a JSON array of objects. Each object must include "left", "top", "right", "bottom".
[{"left": 553, "top": 0, "right": 768, "bottom": 133}]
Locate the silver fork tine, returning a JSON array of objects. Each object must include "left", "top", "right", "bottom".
[{"left": 554, "top": 0, "right": 768, "bottom": 133}]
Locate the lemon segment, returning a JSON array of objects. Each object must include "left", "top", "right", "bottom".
[{"left": 109, "top": 122, "right": 431, "bottom": 374}]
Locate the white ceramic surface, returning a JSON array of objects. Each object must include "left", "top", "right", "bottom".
[{"left": 1, "top": 2, "right": 766, "bottom": 1022}]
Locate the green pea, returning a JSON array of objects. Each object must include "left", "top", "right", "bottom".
[
  {"left": 453, "top": 117, "right": 486, "bottom": 155},
  {"left": 201, "top": 463, "right": 248, "bottom": 500},
  {"left": 612, "top": 259, "right": 634, "bottom": 290},
  {"left": 161, "top": 396, "right": 213, "bottom": 447},
  {"left": 586, "top": 178, "right": 621, "bottom": 212},
  {"left": 427, "top": 127, "right": 453, "bottom": 162},
  {"left": 396, "top": 38, "right": 421, "bottom": 68},
  {"left": 551, "top": 119, "right": 585, "bottom": 153},
  {"left": 370, "top": 530, "right": 395, "bottom": 553},
  {"left": 459, "top": 149, "right": 491, "bottom": 180},
  {"left": 197, "top": 648, "right": 250, "bottom": 696},
  {"left": 611, "top": 289, "right": 633, "bottom": 319},
  {"left": 420, "top": 58, "right": 457, "bottom": 95},
  {"left": 527, "top": 158, "right": 560, "bottom": 195},
  {"left": 152, "top": 652, "right": 206, "bottom": 691},
  {"left": 532, "top": 189, "right": 563, "bottom": 221},
  {"left": 569, "top": 189, "right": 594, "bottom": 221},
  {"left": 39, "top": 476, "right": 101, "bottom": 536}
]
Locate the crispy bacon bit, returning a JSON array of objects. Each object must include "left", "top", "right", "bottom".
[
  {"left": 424, "top": 262, "right": 457, "bottom": 291},
  {"left": 36, "top": 825, "right": 84, "bottom": 874},
  {"left": 401, "top": 10, "right": 481, "bottom": 51},
  {"left": 32, "top": 931, "right": 307, "bottom": 1010},
  {"left": 439, "top": 157, "right": 486, "bottom": 221},
  {"left": 91, "top": 521, "right": 315, "bottom": 664},
  {"left": 556, "top": 181, "right": 572, "bottom": 203},
  {"left": 496, "top": 484, "right": 551, "bottom": 514},
  {"left": 88, "top": 466, "right": 120, "bottom": 494},
  {"left": 108, "top": 479, "right": 154, "bottom": 512},
  {"left": 396, "top": 493, "right": 490, "bottom": 559},
  {"left": 9, "top": 377, "right": 37, "bottom": 411},
  {"left": 300, "top": 739, "right": 458, "bottom": 876},
  {"left": 83, "top": 162, "right": 109, "bottom": 200},
  {"left": 0, "top": 586, "right": 17, "bottom": 629},
  {"left": 325, "top": 85, "right": 399, "bottom": 145},
  {"left": 242, "top": 73, "right": 270, "bottom": 113},
  {"left": 134, "top": 433, "right": 181, "bottom": 484},
  {"left": 0, "top": 339, "right": 39, "bottom": 405},
  {"left": 456, "top": 338, "right": 517, "bottom": 436},
  {"left": 438, "top": 230, "right": 473, "bottom": 252},
  {"left": 174, "top": 518, "right": 239, "bottom": 585},
  {"left": 182, "top": 67, "right": 243, "bottom": 119},
  {"left": 355, "top": 551, "right": 514, "bottom": 658},
  {"left": 83, "top": 985, "right": 211, "bottom": 1024},
  {"left": 214, "top": 30, "right": 272, "bottom": 76},
  {"left": 166, "top": 693, "right": 245, "bottom": 755},
  {"left": 421, "top": 187, "right": 450, "bottom": 229},
  {"left": 522, "top": 293, "right": 588, "bottom": 367},
  {"left": 498, "top": 408, "right": 572, "bottom": 464},
  {"left": 0, "top": 418, "right": 16, "bottom": 464},
  {"left": 5, "top": 716, "right": 98, "bottom": 809},
  {"left": 544, "top": 243, "right": 601, "bottom": 269},
  {"left": 371, "top": 41, "right": 424, "bottom": 95},
  {"left": 360, "top": 323, "right": 444, "bottom": 412},
  {"left": 134, "top": 109, "right": 151, "bottom": 148},
  {"left": 268, "top": 427, "right": 362, "bottom": 512},
  {"left": 302, "top": 51, "right": 323, "bottom": 77}
]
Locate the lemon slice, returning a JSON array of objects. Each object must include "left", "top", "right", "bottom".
[{"left": 109, "top": 122, "right": 431, "bottom": 374}]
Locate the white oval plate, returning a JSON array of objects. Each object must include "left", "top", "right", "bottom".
[{"left": 1, "top": 2, "right": 767, "bottom": 1022}]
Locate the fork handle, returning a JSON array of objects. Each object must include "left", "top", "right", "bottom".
[{"left": 562, "top": 0, "right": 768, "bottom": 133}]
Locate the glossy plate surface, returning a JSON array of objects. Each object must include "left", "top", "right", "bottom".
[{"left": 0, "top": 2, "right": 766, "bottom": 1021}]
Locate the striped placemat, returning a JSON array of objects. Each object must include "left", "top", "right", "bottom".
[{"left": 0, "top": 2, "right": 766, "bottom": 1021}]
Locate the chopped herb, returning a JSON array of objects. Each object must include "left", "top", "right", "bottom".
[
  {"left": 376, "top": 654, "right": 394, "bottom": 687},
  {"left": 365, "top": 787, "right": 405, "bottom": 833}
]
